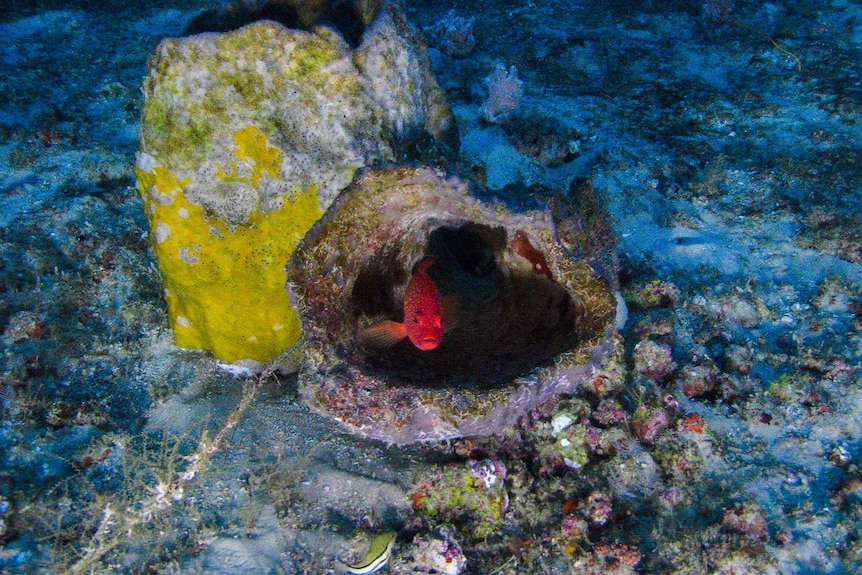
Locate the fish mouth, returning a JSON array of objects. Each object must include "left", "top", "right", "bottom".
[{"left": 415, "top": 338, "right": 441, "bottom": 351}]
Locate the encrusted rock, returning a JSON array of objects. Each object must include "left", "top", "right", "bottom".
[
  {"left": 135, "top": 0, "right": 456, "bottom": 366},
  {"left": 632, "top": 339, "right": 676, "bottom": 381},
  {"left": 409, "top": 459, "right": 508, "bottom": 539},
  {"left": 399, "top": 527, "right": 466, "bottom": 574}
]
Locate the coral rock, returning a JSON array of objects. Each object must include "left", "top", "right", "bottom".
[
  {"left": 632, "top": 339, "right": 676, "bottom": 381},
  {"left": 403, "top": 527, "right": 466, "bottom": 574},
  {"left": 410, "top": 459, "right": 509, "bottom": 539},
  {"left": 552, "top": 412, "right": 590, "bottom": 470},
  {"left": 136, "top": 0, "right": 456, "bottom": 366},
  {"left": 286, "top": 166, "right": 619, "bottom": 443}
]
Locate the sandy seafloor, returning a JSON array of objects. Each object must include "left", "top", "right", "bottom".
[{"left": 0, "top": 0, "right": 861, "bottom": 573}]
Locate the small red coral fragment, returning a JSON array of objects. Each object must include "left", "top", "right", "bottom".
[
  {"left": 679, "top": 413, "right": 705, "bottom": 433},
  {"left": 592, "top": 376, "right": 607, "bottom": 396}
]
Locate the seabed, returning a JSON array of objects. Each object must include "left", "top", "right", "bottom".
[{"left": 0, "top": 1, "right": 860, "bottom": 573}]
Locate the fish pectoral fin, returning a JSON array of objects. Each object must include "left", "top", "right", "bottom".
[
  {"left": 442, "top": 294, "right": 460, "bottom": 332},
  {"left": 359, "top": 320, "right": 408, "bottom": 349}
]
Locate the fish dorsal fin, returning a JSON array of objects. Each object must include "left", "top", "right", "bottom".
[
  {"left": 412, "top": 255, "right": 436, "bottom": 274},
  {"left": 359, "top": 320, "right": 408, "bottom": 349}
]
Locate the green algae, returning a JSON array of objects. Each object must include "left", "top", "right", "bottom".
[{"left": 411, "top": 462, "right": 509, "bottom": 540}]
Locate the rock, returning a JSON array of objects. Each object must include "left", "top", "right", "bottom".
[
  {"left": 135, "top": 0, "right": 456, "bottom": 367},
  {"left": 0, "top": 496, "right": 13, "bottom": 543},
  {"left": 722, "top": 295, "right": 761, "bottom": 328},
  {"left": 631, "top": 404, "right": 671, "bottom": 445},
  {"left": 410, "top": 460, "right": 508, "bottom": 540},
  {"left": 398, "top": 527, "right": 466, "bottom": 574},
  {"left": 632, "top": 339, "right": 676, "bottom": 381},
  {"left": 552, "top": 412, "right": 590, "bottom": 470}
]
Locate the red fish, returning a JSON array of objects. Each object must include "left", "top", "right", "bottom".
[
  {"left": 509, "top": 230, "right": 553, "bottom": 280},
  {"left": 360, "top": 256, "right": 455, "bottom": 351}
]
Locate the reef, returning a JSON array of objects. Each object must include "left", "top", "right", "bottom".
[
  {"left": 410, "top": 459, "right": 509, "bottom": 539},
  {"left": 286, "top": 165, "right": 620, "bottom": 443},
  {"left": 135, "top": 0, "right": 456, "bottom": 367}
]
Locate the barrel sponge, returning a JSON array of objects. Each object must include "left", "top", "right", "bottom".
[{"left": 135, "top": 126, "right": 323, "bottom": 366}]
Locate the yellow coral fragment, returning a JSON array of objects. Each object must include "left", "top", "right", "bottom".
[{"left": 136, "top": 127, "right": 323, "bottom": 364}]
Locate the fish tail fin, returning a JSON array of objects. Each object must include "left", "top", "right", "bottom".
[{"left": 359, "top": 320, "right": 408, "bottom": 349}]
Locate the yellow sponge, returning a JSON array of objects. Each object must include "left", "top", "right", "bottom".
[{"left": 136, "top": 126, "right": 322, "bottom": 365}]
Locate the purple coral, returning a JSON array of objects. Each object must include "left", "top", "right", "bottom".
[{"left": 582, "top": 491, "right": 613, "bottom": 527}]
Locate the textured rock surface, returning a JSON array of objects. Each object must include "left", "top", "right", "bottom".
[
  {"left": 287, "top": 165, "right": 619, "bottom": 443},
  {"left": 135, "top": 0, "right": 456, "bottom": 366}
]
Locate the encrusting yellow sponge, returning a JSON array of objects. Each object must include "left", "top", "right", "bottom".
[{"left": 136, "top": 126, "right": 322, "bottom": 366}]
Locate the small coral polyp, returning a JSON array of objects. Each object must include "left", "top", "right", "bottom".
[{"left": 287, "top": 166, "right": 619, "bottom": 443}]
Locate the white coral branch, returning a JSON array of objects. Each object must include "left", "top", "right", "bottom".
[{"left": 482, "top": 63, "right": 523, "bottom": 124}]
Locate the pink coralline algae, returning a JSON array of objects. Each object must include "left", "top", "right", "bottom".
[
  {"left": 625, "top": 279, "right": 679, "bottom": 310},
  {"left": 582, "top": 491, "right": 613, "bottom": 527},
  {"left": 632, "top": 405, "right": 671, "bottom": 445},
  {"left": 469, "top": 459, "right": 506, "bottom": 489},
  {"left": 593, "top": 541, "right": 643, "bottom": 569},
  {"left": 407, "top": 527, "right": 467, "bottom": 575},
  {"left": 632, "top": 339, "right": 676, "bottom": 381}
]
